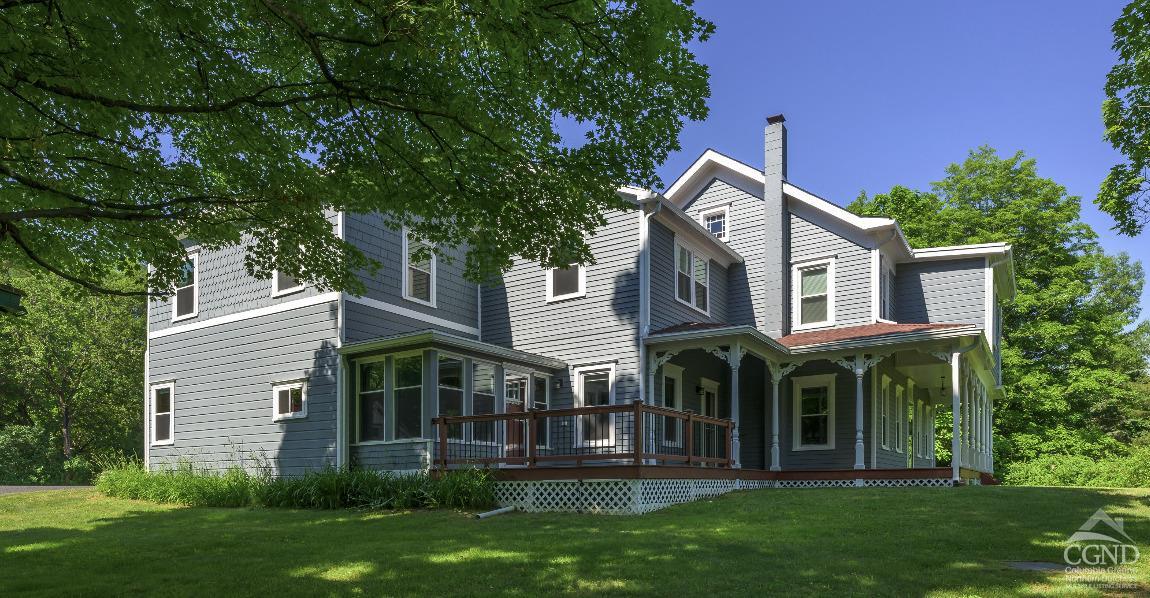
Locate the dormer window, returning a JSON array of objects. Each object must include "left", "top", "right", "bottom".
[
  {"left": 675, "top": 241, "right": 709, "bottom": 314},
  {"left": 700, "top": 206, "right": 729, "bottom": 241},
  {"left": 402, "top": 228, "right": 436, "bottom": 306},
  {"left": 792, "top": 258, "right": 835, "bottom": 329}
]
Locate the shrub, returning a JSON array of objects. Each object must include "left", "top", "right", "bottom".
[
  {"left": 1004, "top": 447, "right": 1150, "bottom": 488},
  {"left": 97, "top": 461, "right": 496, "bottom": 511},
  {"left": 0, "top": 424, "right": 57, "bottom": 484}
]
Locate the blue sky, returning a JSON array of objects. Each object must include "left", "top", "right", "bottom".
[{"left": 651, "top": 1, "right": 1147, "bottom": 321}]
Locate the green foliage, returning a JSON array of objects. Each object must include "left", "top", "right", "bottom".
[
  {"left": 1004, "top": 446, "right": 1150, "bottom": 488},
  {"left": 96, "top": 461, "right": 495, "bottom": 511},
  {"left": 850, "top": 147, "right": 1150, "bottom": 471},
  {"left": 0, "top": 0, "right": 713, "bottom": 295},
  {"left": 1100, "top": 0, "right": 1150, "bottom": 235},
  {"left": 0, "top": 269, "right": 144, "bottom": 479},
  {"left": 0, "top": 424, "right": 54, "bottom": 483}
]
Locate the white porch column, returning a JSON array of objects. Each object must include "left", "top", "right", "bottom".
[
  {"left": 852, "top": 354, "right": 866, "bottom": 470},
  {"left": 951, "top": 352, "right": 962, "bottom": 482},
  {"left": 766, "top": 361, "right": 800, "bottom": 472}
]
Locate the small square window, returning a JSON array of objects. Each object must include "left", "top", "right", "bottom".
[
  {"left": 272, "top": 380, "right": 307, "bottom": 421},
  {"left": 702, "top": 209, "right": 728, "bottom": 241},
  {"left": 546, "top": 265, "right": 585, "bottom": 302},
  {"left": 273, "top": 270, "right": 305, "bottom": 297}
]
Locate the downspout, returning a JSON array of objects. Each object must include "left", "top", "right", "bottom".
[
  {"left": 638, "top": 193, "right": 663, "bottom": 407},
  {"left": 950, "top": 339, "right": 979, "bottom": 483}
]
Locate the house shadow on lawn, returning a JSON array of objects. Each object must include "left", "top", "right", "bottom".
[{"left": 1, "top": 486, "right": 1147, "bottom": 596}]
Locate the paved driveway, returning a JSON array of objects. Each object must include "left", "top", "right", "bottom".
[{"left": 0, "top": 486, "right": 85, "bottom": 495}]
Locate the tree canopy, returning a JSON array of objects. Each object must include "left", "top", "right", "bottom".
[
  {"left": 851, "top": 147, "right": 1150, "bottom": 468},
  {"left": 1100, "top": 0, "right": 1150, "bottom": 235},
  {"left": 0, "top": 0, "right": 713, "bottom": 296}
]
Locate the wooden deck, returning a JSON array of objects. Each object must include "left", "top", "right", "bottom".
[{"left": 470, "top": 465, "right": 975, "bottom": 482}]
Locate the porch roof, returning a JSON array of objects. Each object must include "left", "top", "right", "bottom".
[
  {"left": 778, "top": 322, "right": 975, "bottom": 350},
  {"left": 647, "top": 321, "right": 981, "bottom": 356},
  {"left": 338, "top": 330, "right": 567, "bottom": 370}
]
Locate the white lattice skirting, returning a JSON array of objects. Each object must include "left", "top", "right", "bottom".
[{"left": 495, "top": 477, "right": 959, "bottom": 514}]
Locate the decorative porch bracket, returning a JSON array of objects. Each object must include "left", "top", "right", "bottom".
[
  {"left": 832, "top": 354, "right": 889, "bottom": 471},
  {"left": 645, "top": 349, "right": 683, "bottom": 465},
  {"left": 765, "top": 360, "right": 803, "bottom": 472},
  {"left": 703, "top": 344, "right": 746, "bottom": 468}
]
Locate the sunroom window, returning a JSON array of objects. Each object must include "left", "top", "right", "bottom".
[
  {"left": 358, "top": 361, "right": 387, "bottom": 442},
  {"left": 393, "top": 354, "right": 423, "bottom": 439}
]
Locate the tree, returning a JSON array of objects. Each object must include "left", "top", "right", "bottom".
[
  {"left": 1100, "top": 0, "right": 1150, "bottom": 235},
  {"left": 851, "top": 147, "right": 1150, "bottom": 469},
  {"left": 0, "top": 1, "right": 713, "bottom": 296},
  {"left": 0, "top": 268, "right": 145, "bottom": 478}
]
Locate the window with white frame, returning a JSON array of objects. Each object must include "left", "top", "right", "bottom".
[
  {"left": 272, "top": 380, "right": 307, "bottom": 421},
  {"left": 172, "top": 253, "right": 198, "bottom": 321},
  {"left": 675, "top": 242, "right": 709, "bottom": 313},
  {"left": 472, "top": 361, "right": 497, "bottom": 443},
  {"left": 150, "top": 383, "right": 174, "bottom": 445},
  {"left": 393, "top": 354, "right": 423, "bottom": 439},
  {"left": 661, "top": 364, "right": 684, "bottom": 447},
  {"left": 883, "top": 268, "right": 896, "bottom": 320},
  {"left": 576, "top": 365, "right": 614, "bottom": 447},
  {"left": 438, "top": 355, "right": 464, "bottom": 440},
  {"left": 880, "top": 375, "right": 891, "bottom": 449},
  {"left": 272, "top": 270, "right": 305, "bottom": 297},
  {"left": 357, "top": 360, "right": 387, "bottom": 442},
  {"left": 403, "top": 229, "right": 436, "bottom": 306},
  {"left": 546, "top": 265, "right": 585, "bottom": 302},
  {"left": 895, "top": 385, "right": 905, "bottom": 453},
  {"left": 793, "top": 374, "right": 836, "bottom": 450},
  {"left": 701, "top": 207, "right": 729, "bottom": 241},
  {"left": 793, "top": 259, "right": 834, "bottom": 328}
]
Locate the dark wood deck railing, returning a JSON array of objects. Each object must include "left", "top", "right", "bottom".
[{"left": 431, "top": 400, "right": 734, "bottom": 469}]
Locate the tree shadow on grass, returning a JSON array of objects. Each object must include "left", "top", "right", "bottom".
[{"left": 0, "top": 486, "right": 1147, "bottom": 596}]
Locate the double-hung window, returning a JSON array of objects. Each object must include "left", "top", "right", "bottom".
[
  {"left": 272, "top": 380, "right": 307, "bottom": 421},
  {"left": 880, "top": 375, "right": 891, "bottom": 449},
  {"left": 472, "top": 362, "right": 496, "bottom": 443},
  {"left": 675, "top": 242, "right": 709, "bottom": 313},
  {"left": 793, "top": 259, "right": 834, "bottom": 329},
  {"left": 150, "top": 383, "right": 174, "bottom": 445},
  {"left": 358, "top": 361, "right": 387, "bottom": 442},
  {"left": 546, "top": 265, "right": 585, "bottom": 302},
  {"left": 438, "top": 356, "right": 464, "bottom": 440},
  {"left": 895, "top": 385, "right": 905, "bottom": 453},
  {"left": 393, "top": 354, "right": 423, "bottom": 439},
  {"left": 403, "top": 229, "right": 436, "bottom": 306},
  {"left": 793, "top": 374, "right": 836, "bottom": 450},
  {"left": 172, "top": 253, "right": 198, "bottom": 322}
]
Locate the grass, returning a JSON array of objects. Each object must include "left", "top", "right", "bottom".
[{"left": 1, "top": 486, "right": 1147, "bottom": 596}]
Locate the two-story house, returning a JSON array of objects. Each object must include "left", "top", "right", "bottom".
[{"left": 144, "top": 114, "right": 1013, "bottom": 513}]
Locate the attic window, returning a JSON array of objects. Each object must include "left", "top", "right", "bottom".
[{"left": 700, "top": 207, "right": 729, "bottom": 241}]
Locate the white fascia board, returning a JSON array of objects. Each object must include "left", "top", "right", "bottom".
[
  {"left": 338, "top": 329, "right": 567, "bottom": 370},
  {"left": 783, "top": 183, "right": 897, "bottom": 231},
  {"left": 645, "top": 324, "right": 789, "bottom": 356},
  {"left": 786, "top": 325, "right": 981, "bottom": 354},
  {"left": 664, "top": 150, "right": 763, "bottom": 204},
  {"left": 911, "top": 243, "right": 1010, "bottom": 260}
]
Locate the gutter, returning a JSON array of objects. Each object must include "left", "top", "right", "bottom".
[{"left": 638, "top": 192, "right": 662, "bottom": 406}]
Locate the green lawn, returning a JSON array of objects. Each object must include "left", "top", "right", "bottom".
[{"left": 1, "top": 487, "right": 1147, "bottom": 596}]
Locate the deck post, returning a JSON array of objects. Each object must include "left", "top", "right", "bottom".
[
  {"left": 633, "top": 400, "right": 644, "bottom": 466},
  {"left": 729, "top": 342, "right": 742, "bottom": 469},
  {"left": 951, "top": 352, "right": 962, "bottom": 482},
  {"left": 528, "top": 410, "right": 538, "bottom": 468},
  {"left": 852, "top": 354, "right": 866, "bottom": 470},
  {"left": 769, "top": 373, "right": 781, "bottom": 472},
  {"left": 437, "top": 418, "right": 448, "bottom": 470},
  {"left": 685, "top": 412, "right": 694, "bottom": 466}
]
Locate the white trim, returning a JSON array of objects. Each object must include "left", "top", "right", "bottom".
[
  {"left": 698, "top": 205, "right": 730, "bottom": 242},
  {"left": 171, "top": 251, "right": 199, "bottom": 322},
  {"left": 150, "top": 292, "right": 340, "bottom": 339},
  {"left": 792, "top": 373, "right": 836, "bottom": 451},
  {"left": 545, "top": 265, "right": 587, "bottom": 303},
  {"left": 271, "top": 270, "right": 306, "bottom": 298},
  {"left": 271, "top": 378, "right": 308, "bottom": 421},
  {"left": 984, "top": 257, "right": 995, "bottom": 349},
  {"left": 911, "top": 243, "right": 1010, "bottom": 260},
  {"left": 573, "top": 362, "right": 616, "bottom": 448},
  {"left": 391, "top": 351, "right": 426, "bottom": 440},
  {"left": 784, "top": 183, "right": 897, "bottom": 231},
  {"left": 791, "top": 258, "right": 835, "bottom": 330},
  {"left": 344, "top": 295, "right": 479, "bottom": 336},
  {"left": 895, "top": 384, "right": 905, "bottom": 454},
  {"left": 673, "top": 238, "right": 710, "bottom": 316},
  {"left": 880, "top": 374, "right": 891, "bottom": 450},
  {"left": 149, "top": 382, "right": 175, "bottom": 446},
  {"left": 665, "top": 149, "right": 764, "bottom": 201},
  {"left": 870, "top": 249, "right": 880, "bottom": 323},
  {"left": 402, "top": 227, "right": 437, "bottom": 307}
]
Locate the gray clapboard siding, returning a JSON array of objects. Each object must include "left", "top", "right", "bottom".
[
  {"left": 481, "top": 207, "right": 641, "bottom": 406},
  {"left": 342, "top": 212, "right": 478, "bottom": 331},
  {"left": 778, "top": 361, "right": 865, "bottom": 470},
  {"left": 895, "top": 258, "right": 986, "bottom": 326},
  {"left": 789, "top": 212, "right": 872, "bottom": 328},
  {"left": 148, "top": 300, "right": 339, "bottom": 476},
  {"left": 343, "top": 300, "right": 478, "bottom": 344},
  {"left": 649, "top": 220, "right": 729, "bottom": 330},
  {"left": 351, "top": 441, "right": 431, "bottom": 471},
  {"left": 682, "top": 178, "right": 763, "bottom": 329}
]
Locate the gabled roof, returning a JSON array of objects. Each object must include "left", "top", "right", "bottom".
[
  {"left": 622, "top": 186, "right": 743, "bottom": 266},
  {"left": 339, "top": 330, "right": 567, "bottom": 370}
]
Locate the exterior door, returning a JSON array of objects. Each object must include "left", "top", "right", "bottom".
[
  {"left": 578, "top": 369, "right": 613, "bottom": 448},
  {"left": 700, "top": 379, "right": 719, "bottom": 459},
  {"left": 505, "top": 375, "right": 528, "bottom": 458}
]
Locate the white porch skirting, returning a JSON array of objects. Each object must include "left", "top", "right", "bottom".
[{"left": 494, "top": 476, "right": 956, "bottom": 515}]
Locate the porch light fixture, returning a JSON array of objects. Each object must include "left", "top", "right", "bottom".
[
  {"left": 937, "top": 376, "right": 946, "bottom": 400},
  {"left": 553, "top": 378, "right": 562, "bottom": 390}
]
